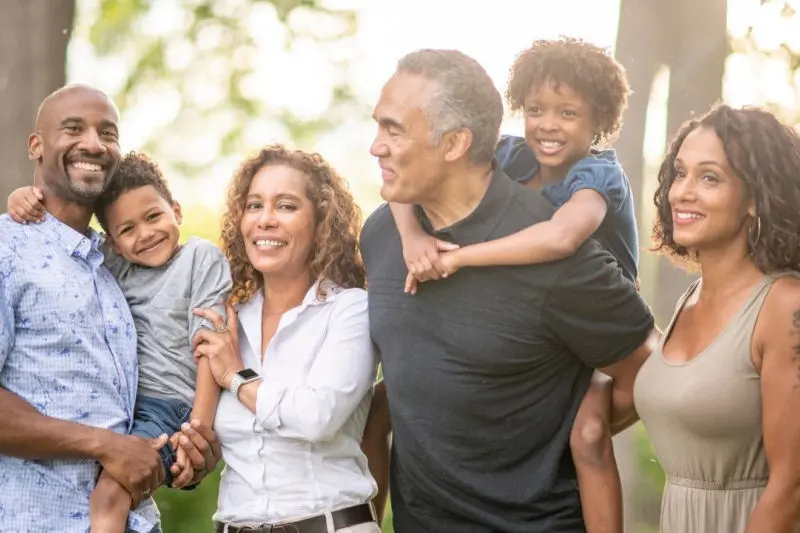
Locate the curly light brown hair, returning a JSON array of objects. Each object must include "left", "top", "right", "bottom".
[
  {"left": 506, "top": 37, "right": 630, "bottom": 147},
  {"left": 221, "top": 144, "right": 365, "bottom": 304},
  {"left": 653, "top": 104, "right": 800, "bottom": 273}
]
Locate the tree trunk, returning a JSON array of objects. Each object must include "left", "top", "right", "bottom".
[
  {"left": 613, "top": 0, "right": 728, "bottom": 529},
  {"left": 656, "top": 0, "right": 728, "bottom": 324},
  {"left": 0, "top": 0, "right": 75, "bottom": 207},
  {"left": 616, "top": 0, "right": 728, "bottom": 325}
]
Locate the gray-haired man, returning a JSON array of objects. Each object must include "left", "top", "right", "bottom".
[{"left": 360, "top": 49, "right": 657, "bottom": 533}]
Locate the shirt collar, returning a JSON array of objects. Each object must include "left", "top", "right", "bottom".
[
  {"left": 235, "top": 278, "right": 349, "bottom": 364},
  {"left": 38, "top": 212, "right": 101, "bottom": 260},
  {"left": 235, "top": 278, "right": 344, "bottom": 334},
  {"left": 414, "top": 162, "right": 516, "bottom": 245}
]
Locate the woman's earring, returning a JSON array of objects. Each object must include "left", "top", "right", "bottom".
[{"left": 748, "top": 215, "right": 762, "bottom": 252}]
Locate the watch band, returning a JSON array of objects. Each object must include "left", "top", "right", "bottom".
[{"left": 229, "top": 370, "right": 262, "bottom": 398}]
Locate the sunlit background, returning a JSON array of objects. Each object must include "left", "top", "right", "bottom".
[
  {"left": 66, "top": 0, "right": 800, "bottom": 216},
  {"left": 6, "top": 0, "right": 800, "bottom": 531}
]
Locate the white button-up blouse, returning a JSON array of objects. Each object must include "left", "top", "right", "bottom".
[{"left": 212, "top": 280, "right": 378, "bottom": 524}]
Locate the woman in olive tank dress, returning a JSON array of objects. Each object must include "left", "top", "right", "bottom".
[{"left": 633, "top": 105, "right": 800, "bottom": 533}]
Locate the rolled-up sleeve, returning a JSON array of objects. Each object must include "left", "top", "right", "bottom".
[{"left": 255, "top": 290, "right": 378, "bottom": 441}]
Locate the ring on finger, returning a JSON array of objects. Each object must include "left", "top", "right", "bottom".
[{"left": 214, "top": 323, "right": 227, "bottom": 333}]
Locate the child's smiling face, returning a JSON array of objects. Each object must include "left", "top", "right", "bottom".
[
  {"left": 523, "top": 79, "right": 595, "bottom": 183},
  {"left": 105, "top": 185, "right": 182, "bottom": 267}
]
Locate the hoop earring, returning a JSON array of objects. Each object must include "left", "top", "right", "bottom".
[{"left": 748, "top": 215, "right": 762, "bottom": 252}]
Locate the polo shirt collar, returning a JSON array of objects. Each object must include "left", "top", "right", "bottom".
[{"left": 415, "top": 161, "right": 516, "bottom": 244}]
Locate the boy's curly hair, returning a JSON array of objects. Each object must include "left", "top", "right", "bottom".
[
  {"left": 506, "top": 37, "right": 630, "bottom": 146},
  {"left": 653, "top": 104, "right": 800, "bottom": 273},
  {"left": 95, "top": 151, "right": 174, "bottom": 232},
  {"left": 221, "top": 144, "right": 365, "bottom": 304}
]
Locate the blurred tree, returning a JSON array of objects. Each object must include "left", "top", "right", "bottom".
[
  {"left": 77, "top": 0, "right": 364, "bottom": 184},
  {"left": 615, "top": 0, "right": 728, "bottom": 327},
  {"left": 727, "top": 0, "right": 800, "bottom": 124},
  {"left": 0, "top": 0, "right": 75, "bottom": 208},
  {"left": 613, "top": 1, "right": 728, "bottom": 530}
]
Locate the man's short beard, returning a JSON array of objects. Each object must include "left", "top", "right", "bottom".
[{"left": 64, "top": 174, "right": 106, "bottom": 204}]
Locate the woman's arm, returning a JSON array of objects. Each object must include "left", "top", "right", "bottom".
[
  {"left": 747, "top": 277, "right": 800, "bottom": 532},
  {"left": 452, "top": 189, "right": 608, "bottom": 270},
  {"left": 237, "top": 290, "right": 378, "bottom": 441}
]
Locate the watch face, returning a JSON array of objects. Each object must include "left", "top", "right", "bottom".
[{"left": 237, "top": 368, "right": 259, "bottom": 380}]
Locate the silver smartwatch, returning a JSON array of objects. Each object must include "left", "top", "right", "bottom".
[{"left": 229, "top": 368, "right": 262, "bottom": 398}]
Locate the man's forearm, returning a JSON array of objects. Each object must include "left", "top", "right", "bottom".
[{"left": 0, "top": 388, "right": 110, "bottom": 460}]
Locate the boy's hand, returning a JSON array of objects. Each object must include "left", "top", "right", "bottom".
[
  {"left": 7, "top": 186, "right": 45, "bottom": 224},
  {"left": 401, "top": 233, "right": 459, "bottom": 292}
]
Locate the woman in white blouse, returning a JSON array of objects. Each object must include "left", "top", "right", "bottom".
[{"left": 192, "top": 144, "right": 380, "bottom": 533}]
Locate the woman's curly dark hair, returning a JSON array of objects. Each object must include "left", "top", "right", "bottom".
[
  {"left": 221, "top": 144, "right": 365, "bottom": 304},
  {"left": 653, "top": 104, "right": 800, "bottom": 273},
  {"left": 506, "top": 37, "right": 630, "bottom": 147}
]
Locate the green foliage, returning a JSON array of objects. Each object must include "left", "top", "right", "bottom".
[
  {"left": 730, "top": 0, "right": 800, "bottom": 125},
  {"left": 82, "top": 0, "right": 363, "bottom": 178},
  {"left": 154, "top": 466, "right": 221, "bottom": 533}
]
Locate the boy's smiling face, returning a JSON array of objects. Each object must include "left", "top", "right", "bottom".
[
  {"left": 105, "top": 185, "right": 182, "bottom": 267},
  {"left": 523, "top": 79, "right": 595, "bottom": 183}
]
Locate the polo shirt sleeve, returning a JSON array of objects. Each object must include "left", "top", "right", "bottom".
[
  {"left": 562, "top": 154, "right": 628, "bottom": 213},
  {"left": 541, "top": 243, "right": 654, "bottom": 368}
]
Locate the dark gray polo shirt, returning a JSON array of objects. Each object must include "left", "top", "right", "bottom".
[{"left": 360, "top": 167, "right": 654, "bottom": 533}]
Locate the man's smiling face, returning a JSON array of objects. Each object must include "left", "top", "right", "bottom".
[{"left": 29, "top": 86, "right": 122, "bottom": 205}]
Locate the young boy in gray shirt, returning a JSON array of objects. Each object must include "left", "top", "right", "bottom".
[{"left": 8, "top": 152, "right": 231, "bottom": 533}]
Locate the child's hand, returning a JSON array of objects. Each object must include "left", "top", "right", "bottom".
[
  {"left": 7, "top": 186, "right": 45, "bottom": 224},
  {"left": 169, "top": 440, "right": 194, "bottom": 489},
  {"left": 439, "top": 249, "right": 463, "bottom": 278},
  {"left": 402, "top": 233, "right": 459, "bottom": 287},
  {"left": 405, "top": 249, "right": 464, "bottom": 294}
]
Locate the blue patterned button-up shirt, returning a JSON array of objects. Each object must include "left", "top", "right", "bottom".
[{"left": 0, "top": 213, "right": 159, "bottom": 533}]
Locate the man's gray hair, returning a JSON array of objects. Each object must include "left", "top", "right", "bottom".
[{"left": 397, "top": 49, "right": 503, "bottom": 164}]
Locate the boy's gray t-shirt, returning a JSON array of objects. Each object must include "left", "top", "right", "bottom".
[{"left": 104, "top": 237, "right": 232, "bottom": 405}]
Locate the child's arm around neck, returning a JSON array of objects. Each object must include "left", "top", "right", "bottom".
[{"left": 453, "top": 188, "right": 608, "bottom": 269}]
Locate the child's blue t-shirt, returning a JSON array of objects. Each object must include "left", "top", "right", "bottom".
[{"left": 494, "top": 134, "right": 639, "bottom": 282}]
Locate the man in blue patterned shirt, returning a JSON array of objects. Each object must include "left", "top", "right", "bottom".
[{"left": 0, "top": 85, "right": 217, "bottom": 533}]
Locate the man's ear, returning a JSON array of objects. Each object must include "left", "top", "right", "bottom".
[
  {"left": 28, "top": 133, "right": 42, "bottom": 161},
  {"left": 443, "top": 128, "right": 473, "bottom": 163},
  {"left": 173, "top": 201, "right": 183, "bottom": 224}
]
